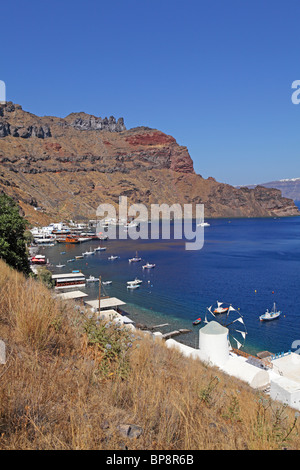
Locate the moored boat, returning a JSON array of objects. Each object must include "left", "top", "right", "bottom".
[
  {"left": 56, "top": 235, "right": 80, "bottom": 244},
  {"left": 31, "top": 254, "right": 46, "bottom": 265},
  {"left": 193, "top": 317, "right": 202, "bottom": 325},
  {"left": 142, "top": 262, "right": 156, "bottom": 269},
  {"left": 259, "top": 303, "right": 281, "bottom": 321},
  {"left": 213, "top": 301, "right": 229, "bottom": 314},
  {"left": 127, "top": 278, "right": 143, "bottom": 286},
  {"left": 86, "top": 275, "right": 99, "bottom": 283},
  {"left": 129, "top": 251, "right": 141, "bottom": 263}
]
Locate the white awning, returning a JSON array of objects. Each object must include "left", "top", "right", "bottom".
[
  {"left": 52, "top": 272, "right": 85, "bottom": 279},
  {"left": 85, "top": 297, "right": 126, "bottom": 310},
  {"left": 56, "top": 290, "right": 88, "bottom": 300}
]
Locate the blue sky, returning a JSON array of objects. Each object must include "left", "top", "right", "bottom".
[{"left": 2, "top": 0, "right": 300, "bottom": 185}]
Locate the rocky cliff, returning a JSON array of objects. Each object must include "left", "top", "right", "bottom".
[{"left": 0, "top": 101, "right": 298, "bottom": 224}]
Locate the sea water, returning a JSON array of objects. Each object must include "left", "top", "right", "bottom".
[{"left": 41, "top": 217, "right": 300, "bottom": 356}]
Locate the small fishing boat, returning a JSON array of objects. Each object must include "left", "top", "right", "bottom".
[
  {"left": 193, "top": 317, "right": 202, "bottom": 325},
  {"left": 127, "top": 283, "right": 140, "bottom": 289},
  {"left": 108, "top": 255, "right": 118, "bottom": 260},
  {"left": 102, "top": 281, "right": 112, "bottom": 285},
  {"left": 86, "top": 275, "right": 99, "bottom": 283},
  {"left": 259, "top": 303, "right": 281, "bottom": 321},
  {"left": 213, "top": 301, "right": 229, "bottom": 314},
  {"left": 129, "top": 251, "right": 141, "bottom": 263},
  {"left": 142, "top": 262, "right": 156, "bottom": 269},
  {"left": 83, "top": 249, "right": 94, "bottom": 256}
]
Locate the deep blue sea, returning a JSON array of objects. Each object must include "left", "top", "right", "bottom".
[{"left": 41, "top": 216, "right": 300, "bottom": 356}]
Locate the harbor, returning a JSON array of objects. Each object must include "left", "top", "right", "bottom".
[{"left": 28, "top": 216, "right": 300, "bottom": 412}]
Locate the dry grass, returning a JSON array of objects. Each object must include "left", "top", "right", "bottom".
[{"left": 0, "top": 258, "right": 299, "bottom": 450}]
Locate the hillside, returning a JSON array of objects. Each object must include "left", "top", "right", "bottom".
[
  {"left": 0, "top": 101, "right": 298, "bottom": 224},
  {"left": 0, "top": 258, "right": 299, "bottom": 450},
  {"left": 240, "top": 179, "right": 300, "bottom": 202}
]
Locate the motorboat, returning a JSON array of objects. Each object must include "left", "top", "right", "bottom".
[
  {"left": 127, "top": 278, "right": 143, "bottom": 285},
  {"left": 75, "top": 255, "right": 84, "bottom": 259},
  {"left": 86, "top": 275, "right": 99, "bottom": 283},
  {"left": 56, "top": 263, "right": 66, "bottom": 268},
  {"left": 94, "top": 246, "right": 107, "bottom": 251},
  {"left": 142, "top": 263, "right": 156, "bottom": 269},
  {"left": 259, "top": 303, "right": 281, "bottom": 321},
  {"left": 213, "top": 301, "right": 229, "bottom": 314},
  {"left": 108, "top": 255, "right": 118, "bottom": 260},
  {"left": 102, "top": 280, "right": 112, "bottom": 285},
  {"left": 31, "top": 254, "right": 46, "bottom": 265},
  {"left": 197, "top": 222, "right": 210, "bottom": 227},
  {"left": 83, "top": 249, "right": 94, "bottom": 255},
  {"left": 129, "top": 251, "right": 141, "bottom": 263},
  {"left": 127, "top": 283, "right": 140, "bottom": 289}
]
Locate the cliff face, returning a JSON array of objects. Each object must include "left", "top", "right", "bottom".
[{"left": 0, "top": 101, "right": 298, "bottom": 224}]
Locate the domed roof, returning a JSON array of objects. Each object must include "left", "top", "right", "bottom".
[{"left": 200, "top": 321, "right": 228, "bottom": 335}]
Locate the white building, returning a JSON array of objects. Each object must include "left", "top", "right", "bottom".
[{"left": 165, "top": 321, "right": 269, "bottom": 390}]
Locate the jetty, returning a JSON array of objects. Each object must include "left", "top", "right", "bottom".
[{"left": 161, "top": 329, "right": 191, "bottom": 340}]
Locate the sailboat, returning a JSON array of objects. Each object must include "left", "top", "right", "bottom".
[{"left": 259, "top": 303, "right": 281, "bottom": 321}]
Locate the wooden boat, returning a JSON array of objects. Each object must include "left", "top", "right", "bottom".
[
  {"left": 259, "top": 303, "right": 281, "bottom": 321},
  {"left": 56, "top": 236, "right": 80, "bottom": 244},
  {"left": 193, "top": 317, "right": 202, "bottom": 325},
  {"left": 213, "top": 302, "right": 229, "bottom": 314}
]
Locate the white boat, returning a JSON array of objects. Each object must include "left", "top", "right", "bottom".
[
  {"left": 75, "top": 255, "right": 84, "bottom": 259},
  {"left": 127, "top": 278, "right": 143, "bottom": 285},
  {"left": 259, "top": 303, "right": 281, "bottom": 321},
  {"left": 197, "top": 222, "right": 210, "bottom": 227},
  {"left": 127, "top": 284, "right": 140, "bottom": 289},
  {"left": 142, "top": 262, "right": 156, "bottom": 269},
  {"left": 129, "top": 251, "right": 141, "bottom": 263},
  {"left": 94, "top": 246, "right": 107, "bottom": 251},
  {"left": 83, "top": 249, "right": 94, "bottom": 255},
  {"left": 56, "top": 263, "right": 66, "bottom": 268},
  {"left": 108, "top": 255, "right": 118, "bottom": 260},
  {"left": 86, "top": 275, "right": 99, "bottom": 283},
  {"left": 102, "top": 280, "right": 112, "bottom": 285}
]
